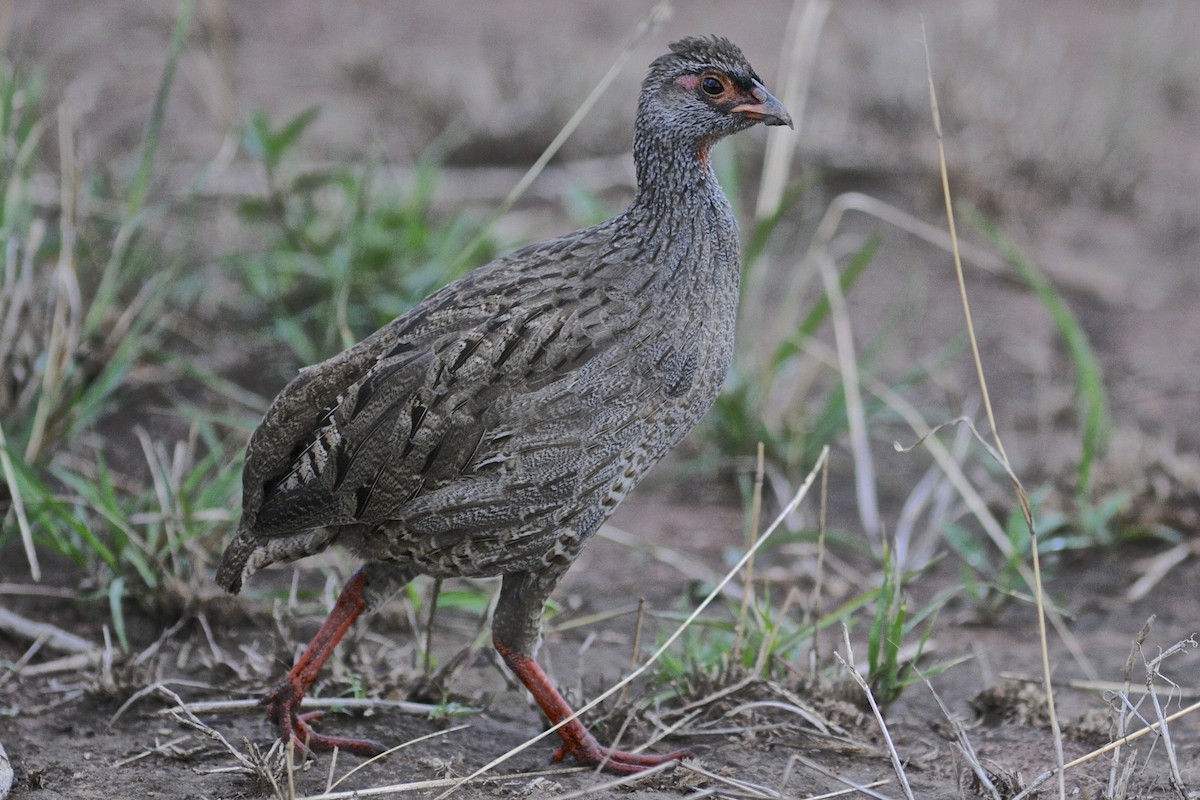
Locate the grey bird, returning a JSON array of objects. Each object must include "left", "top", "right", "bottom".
[{"left": 217, "top": 35, "right": 791, "bottom": 774}]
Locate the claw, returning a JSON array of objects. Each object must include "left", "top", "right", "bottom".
[
  {"left": 263, "top": 681, "right": 386, "bottom": 758},
  {"left": 250, "top": 569, "right": 387, "bottom": 758}
]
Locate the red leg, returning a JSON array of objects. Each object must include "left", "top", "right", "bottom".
[
  {"left": 494, "top": 637, "right": 690, "bottom": 775},
  {"left": 262, "top": 568, "right": 385, "bottom": 757}
]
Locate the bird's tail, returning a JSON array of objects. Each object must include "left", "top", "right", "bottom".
[{"left": 215, "top": 524, "right": 338, "bottom": 594}]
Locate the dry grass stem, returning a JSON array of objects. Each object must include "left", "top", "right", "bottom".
[
  {"left": 111, "top": 736, "right": 194, "bottom": 768},
  {"left": 754, "top": 0, "right": 831, "bottom": 219},
  {"left": 920, "top": 21, "right": 1065, "bottom": 797},
  {"left": 794, "top": 753, "right": 896, "bottom": 800},
  {"left": 0, "top": 421, "right": 37, "bottom": 580},
  {"left": 662, "top": 674, "right": 755, "bottom": 720},
  {"left": 555, "top": 760, "right": 676, "bottom": 799},
  {"left": 1010, "top": 693, "right": 1200, "bottom": 798},
  {"left": 295, "top": 767, "right": 590, "bottom": 800},
  {"left": 0, "top": 737, "right": 11, "bottom": 800},
  {"left": 921, "top": 671, "right": 1002, "bottom": 800},
  {"left": 0, "top": 605, "right": 96, "bottom": 653},
  {"left": 804, "top": 453, "right": 829, "bottom": 672},
  {"left": 753, "top": 585, "right": 799, "bottom": 675},
  {"left": 815, "top": 246, "right": 880, "bottom": 544},
  {"left": 677, "top": 762, "right": 780, "bottom": 799},
  {"left": 15, "top": 648, "right": 112, "bottom": 677},
  {"left": 1109, "top": 618, "right": 1153, "bottom": 796},
  {"left": 1126, "top": 542, "right": 1197, "bottom": 601},
  {"left": 619, "top": 597, "right": 647, "bottom": 705},
  {"left": 108, "top": 678, "right": 220, "bottom": 727},
  {"left": 422, "top": 577, "right": 442, "bottom": 678},
  {"left": 886, "top": 412, "right": 1095, "bottom": 679},
  {"left": 837, "top": 625, "right": 915, "bottom": 800},
  {"left": 767, "top": 189, "right": 1007, "bottom": 401},
  {"left": 733, "top": 442, "right": 766, "bottom": 665},
  {"left": 725, "top": 699, "right": 829, "bottom": 734},
  {"left": 545, "top": 602, "right": 643, "bottom": 635},
  {"left": 1143, "top": 638, "right": 1195, "bottom": 793},
  {"left": 158, "top": 696, "right": 443, "bottom": 717},
  {"left": 804, "top": 335, "right": 1106, "bottom": 680},
  {"left": 152, "top": 685, "right": 258, "bottom": 773},
  {"left": 325, "top": 724, "right": 472, "bottom": 793},
  {"left": 0, "top": 583, "right": 79, "bottom": 598}
]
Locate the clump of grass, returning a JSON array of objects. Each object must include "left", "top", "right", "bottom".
[
  {"left": 0, "top": 7, "right": 192, "bottom": 577},
  {"left": 232, "top": 108, "right": 498, "bottom": 368},
  {"left": 0, "top": 5, "right": 249, "bottom": 648},
  {"left": 3, "top": 3, "right": 504, "bottom": 644}
]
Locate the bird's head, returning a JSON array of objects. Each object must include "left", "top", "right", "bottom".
[{"left": 637, "top": 35, "right": 793, "bottom": 148}]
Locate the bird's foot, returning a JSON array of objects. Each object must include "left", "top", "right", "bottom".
[
  {"left": 551, "top": 729, "right": 691, "bottom": 775},
  {"left": 261, "top": 680, "right": 386, "bottom": 758},
  {"left": 493, "top": 635, "right": 690, "bottom": 775}
]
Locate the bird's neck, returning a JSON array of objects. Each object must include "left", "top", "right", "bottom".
[{"left": 630, "top": 125, "right": 722, "bottom": 211}]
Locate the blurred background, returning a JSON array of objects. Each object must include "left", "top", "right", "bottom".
[{"left": 2, "top": 1, "right": 1199, "bottom": 796}]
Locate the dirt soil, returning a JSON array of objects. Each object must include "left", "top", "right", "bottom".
[{"left": 4, "top": 2, "right": 1200, "bottom": 799}]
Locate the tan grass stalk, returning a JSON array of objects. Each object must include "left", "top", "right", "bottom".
[
  {"left": 25, "top": 103, "right": 83, "bottom": 466},
  {"left": 816, "top": 243, "right": 880, "bottom": 543},
  {"left": 619, "top": 597, "right": 646, "bottom": 705},
  {"left": 544, "top": 602, "right": 643, "bottom": 635},
  {"left": 793, "top": 754, "right": 896, "bottom": 800},
  {"left": 554, "top": 760, "right": 676, "bottom": 799},
  {"left": 0, "top": 421, "right": 37, "bottom": 580},
  {"left": 325, "top": 724, "right": 471, "bottom": 793},
  {"left": 1143, "top": 638, "right": 1194, "bottom": 791},
  {"left": 764, "top": 190, "right": 1007, "bottom": 407},
  {"left": 13, "top": 648, "right": 110, "bottom": 677},
  {"left": 804, "top": 451, "right": 829, "bottom": 673},
  {"left": 297, "top": 768, "right": 590, "bottom": 800},
  {"left": 0, "top": 600, "right": 93, "bottom": 655},
  {"left": 919, "top": 17, "right": 1064, "bottom": 799},
  {"left": 920, "top": 670, "right": 1002, "bottom": 800},
  {"left": 162, "top": 696, "right": 443, "bottom": 717},
  {"left": 755, "top": 0, "right": 832, "bottom": 220},
  {"left": 1125, "top": 542, "right": 1196, "bottom": 601},
  {"left": 996, "top": 670, "right": 1200, "bottom": 700},
  {"left": 1012, "top": 697, "right": 1200, "bottom": 800},
  {"left": 885, "top": 412, "right": 1094, "bottom": 679},
  {"left": 673, "top": 762, "right": 777, "bottom": 798},
  {"left": 733, "top": 442, "right": 766, "bottom": 666},
  {"left": 838, "top": 625, "right": 916, "bottom": 800},
  {"left": 1109, "top": 618, "right": 1152, "bottom": 795}
]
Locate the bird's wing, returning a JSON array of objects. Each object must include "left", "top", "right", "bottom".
[{"left": 240, "top": 235, "right": 639, "bottom": 539}]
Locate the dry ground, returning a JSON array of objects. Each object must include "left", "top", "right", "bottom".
[{"left": 3, "top": 2, "right": 1200, "bottom": 798}]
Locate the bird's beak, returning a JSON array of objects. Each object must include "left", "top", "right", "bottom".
[{"left": 732, "top": 80, "right": 793, "bottom": 128}]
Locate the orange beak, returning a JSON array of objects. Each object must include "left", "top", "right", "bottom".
[{"left": 731, "top": 80, "right": 793, "bottom": 128}]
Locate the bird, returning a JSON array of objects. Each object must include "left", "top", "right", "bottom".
[{"left": 217, "top": 35, "right": 791, "bottom": 775}]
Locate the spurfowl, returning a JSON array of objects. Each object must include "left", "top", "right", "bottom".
[{"left": 217, "top": 36, "right": 790, "bottom": 774}]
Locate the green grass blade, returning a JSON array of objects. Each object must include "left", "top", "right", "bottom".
[
  {"left": 971, "top": 211, "right": 1109, "bottom": 497},
  {"left": 108, "top": 577, "right": 129, "bottom": 652},
  {"left": 126, "top": 0, "right": 193, "bottom": 219}
]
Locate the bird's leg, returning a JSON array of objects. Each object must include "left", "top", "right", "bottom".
[
  {"left": 493, "top": 637, "right": 691, "bottom": 774},
  {"left": 492, "top": 571, "right": 689, "bottom": 774},
  {"left": 261, "top": 567, "right": 386, "bottom": 757}
]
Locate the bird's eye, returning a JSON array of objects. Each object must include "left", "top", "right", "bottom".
[{"left": 701, "top": 76, "right": 723, "bottom": 96}]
